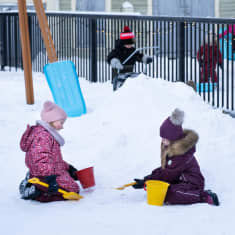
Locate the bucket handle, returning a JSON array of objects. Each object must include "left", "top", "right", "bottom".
[{"left": 144, "top": 183, "right": 147, "bottom": 191}]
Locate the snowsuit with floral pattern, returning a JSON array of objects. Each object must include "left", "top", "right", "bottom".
[{"left": 20, "top": 123, "right": 79, "bottom": 201}]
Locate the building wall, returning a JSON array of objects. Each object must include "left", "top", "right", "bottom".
[
  {"left": 0, "top": 0, "right": 47, "bottom": 11},
  {"left": 107, "top": 0, "right": 215, "bottom": 16},
  {"left": 153, "top": 0, "right": 215, "bottom": 17},
  {"left": 76, "top": 0, "right": 105, "bottom": 11},
  {"left": 59, "top": 0, "right": 71, "bottom": 10},
  {"left": 111, "top": 0, "right": 148, "bottom": 15},
  {"left": 47, "top": 0, "right": 59, "bottom": 11},
  {"left": 219, "top": 0, "right": 235, "bottom": 17},
  {"left": 0, "top": 0, "right": 35, "bottom": 4},
  {"left": 1, "top": 0, "right": 234, "bottom": 18}
]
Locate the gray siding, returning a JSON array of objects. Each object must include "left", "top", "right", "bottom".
[
  {"left": 153, "top": 0, "right": 215, "bottom": 17},
  {"left": 60, "top": 0, "right": 71, "bottom": 11},
  {"left": 220, "top": 0, "right": 235, "bottom": 17},
  {"left": 112, "top": 0, "right": 148, "bottom": 15},
  {"left": 76, "top": 0, "right": 105, "bottom": 11}
]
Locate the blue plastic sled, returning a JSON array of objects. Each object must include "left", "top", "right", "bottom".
[
  {"left": 196, "top": 83, "right": 217, "bottom": 92},
  {"left": 44, "top": 60, "right": 86, "bottom": 117}
]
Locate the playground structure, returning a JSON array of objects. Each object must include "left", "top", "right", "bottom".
[
  {"left": 18, "top": 0, "right": 57, "bottom": 104},
  {"left": 18, "top": 0, "right": 34, "bottom": 104},
  {"left": 18, "top": 0, "right": 86, "bottom": 117}
]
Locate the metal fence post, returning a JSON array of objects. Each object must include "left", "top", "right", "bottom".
[
  {"left": 0, "top": 15, "right": 6, "bottom": 70},
  {"left": 90, "top": 18, "right": 97, "bottom": 82},
  {"left": 178, "top": 21, "right": 185, "bottom": 82}
]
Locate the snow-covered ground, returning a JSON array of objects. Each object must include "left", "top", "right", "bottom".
[{"left": 0, "top": 71, "right": 234, "bottom": 235}]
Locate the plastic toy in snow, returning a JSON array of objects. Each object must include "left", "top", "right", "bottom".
[
  {"left": 28, "top": 177, "right": 83, "bottom": 200},
  {"left": 115, "top": 182, "right": 136, "bottom": 190},
  {"left": 44, "top": 60, "right": 87, "bottom": 117}
]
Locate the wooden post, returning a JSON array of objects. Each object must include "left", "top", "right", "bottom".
[
  {"left": 33, "top": 0, "right": 57, "bottom": 63},
  {"left": 18, "top": 0, "right": 34, "bottom": 104}
]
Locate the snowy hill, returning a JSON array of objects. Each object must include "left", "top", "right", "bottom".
[{"left": 0, "top": 71, "right": 234, "bottom": 235}]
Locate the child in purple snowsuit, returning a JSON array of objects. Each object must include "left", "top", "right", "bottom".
[
  {"left": 133, "top": 109, "right": 219, "bottom": 206},
  {"left": 19, "top": 101, "right": 80, "bottom": 202}
]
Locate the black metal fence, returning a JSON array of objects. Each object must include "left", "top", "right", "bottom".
[{"left": 0, "top": 11, "right": 235, "bottom": 111}]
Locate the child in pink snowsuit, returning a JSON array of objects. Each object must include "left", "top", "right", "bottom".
[
  {"left": 19, "top": 101, "right": 80, "bottom": 202},
  {"left": 132, "top": 109, "right": 219, "bottom": 206}
]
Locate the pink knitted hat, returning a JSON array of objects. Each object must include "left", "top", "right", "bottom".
[{"left": 40, "top": 101, "right": 67, "bottom": 123}]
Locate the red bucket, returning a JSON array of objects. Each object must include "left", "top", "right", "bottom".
[{"left": 76, "top": 166, "right": 95, "bottom": 189}]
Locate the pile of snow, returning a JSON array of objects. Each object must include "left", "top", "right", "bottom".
[{"left": 0, "top": 71, "right": 234, "bottom": 235}]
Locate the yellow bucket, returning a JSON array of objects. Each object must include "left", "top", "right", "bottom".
[{"left": 145, "top": 180, "right": 170, "bottom": 206}]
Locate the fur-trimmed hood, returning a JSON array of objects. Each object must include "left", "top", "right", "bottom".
[{"left": 161, "top": 129, "right": 199, "bottom": 169}]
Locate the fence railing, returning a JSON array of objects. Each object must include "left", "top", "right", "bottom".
[{"left": 0, "top": 12, "right": 235, "bottom": 111}]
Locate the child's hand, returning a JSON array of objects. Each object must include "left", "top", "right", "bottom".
[
  {"left": 68, "top": 165, "right": 78, "bottom": 180},
  {"left": 45, "top": 175, "right": 59, "bottom": 193},
  {"left": 142, "top": 55, "right": 153, "bottom": 64},
  {"left": 110, "top": 58, "right": 123, "bottom": 70},
  {"left": 132, "top": 178, "right": 145, "bottom": 189}
]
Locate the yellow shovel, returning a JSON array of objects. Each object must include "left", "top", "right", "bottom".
[
  {"left": 115, "top": 182, "right": 136, "bottom": 190},
  {"left": 28, "top": 177, "right": 83, "bottom": 200}
]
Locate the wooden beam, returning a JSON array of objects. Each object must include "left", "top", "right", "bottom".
[
  {"left": 18, "top": 0, "right": 34, "bottom": 104},
  {"left": 33, "top": 0, "right": 58, "bottom": 63}
]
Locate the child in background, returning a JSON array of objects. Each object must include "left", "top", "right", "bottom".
[
  {"left": 19, "top": 101, "right": 80, "bottom": 202},
  {"left": 197, "top": 35, "right": 222, "bottom": 83},
  {"left": 133, "top": 108, "right": 219, "bottom": 206},
  {"left": 219, "top": 24, "right": 235, "bottom": 52},
  {"left": 107, "top": 26, "right": 152, "bottom": 83}
]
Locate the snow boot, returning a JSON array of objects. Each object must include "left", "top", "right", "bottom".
[
  {"left": 206, "top": 190, "right": 219, "bottom": 206},
  {"left": 19, "top": 172, "right": 41, "bottom": 200},
  {"left": 22, "top": 185, "right": 41, "bottom": 200},
  {"left": 19, "top": 172, "right": 30, "bottom": 195}
]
